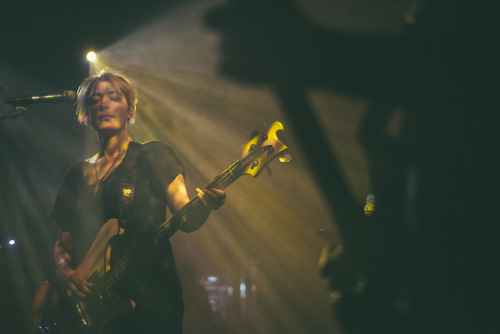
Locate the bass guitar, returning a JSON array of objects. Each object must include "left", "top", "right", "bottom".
[{"left": 33, "top": 121, "right": 289, "bottom": 334}]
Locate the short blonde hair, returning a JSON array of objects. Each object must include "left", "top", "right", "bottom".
[{"left": 76, "top": 71, "right": 137, "bottom": 126}]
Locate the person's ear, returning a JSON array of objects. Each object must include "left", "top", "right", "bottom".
[{"left": 128, "top": 106, "right": 136, "bottom": 124}]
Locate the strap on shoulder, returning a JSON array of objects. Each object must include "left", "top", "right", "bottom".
[{"left": 118, "top": 142, "right": 142, "bottom": 229}]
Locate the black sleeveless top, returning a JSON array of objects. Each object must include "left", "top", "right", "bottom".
[{"left": 51, "top": 141, "right": 185, "bottom": 334}]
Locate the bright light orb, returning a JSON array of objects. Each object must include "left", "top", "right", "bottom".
[{"left": 86, "top": 51, "right": 97, "bottom": 62}]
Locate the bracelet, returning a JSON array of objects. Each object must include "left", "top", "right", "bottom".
[{"left": 56, "top": 259, "right": 70, "bottom": 268}]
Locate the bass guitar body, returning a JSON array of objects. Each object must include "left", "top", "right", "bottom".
[{"left": 33, "top": 219, "right": 128, "bottom": 334}]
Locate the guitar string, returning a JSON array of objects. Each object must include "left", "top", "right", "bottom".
[
  {"left": 99, "top": 163, "right": 240, "bottom": 292},
  {"left": 98, "top": 149, "right": 270, "bottom": 292}
]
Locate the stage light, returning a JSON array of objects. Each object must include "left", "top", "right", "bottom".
[
  {"left": 240, "top": 282, "right": 246, "bottom": 298},
  {"left": 86, "top": 51, "right": 97, "bottom": 62}
]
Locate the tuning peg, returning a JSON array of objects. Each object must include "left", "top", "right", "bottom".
[{"left": 279, "top": 153, "right": 292, "bottom": 163}]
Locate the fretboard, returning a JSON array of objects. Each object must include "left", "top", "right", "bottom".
[{"left": 94, "top": 145, "right": 272, "bottom": 296}]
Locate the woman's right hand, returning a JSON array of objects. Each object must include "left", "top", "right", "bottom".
[{"left": 56, "top": 263, "right": 92, "bottom": 298}]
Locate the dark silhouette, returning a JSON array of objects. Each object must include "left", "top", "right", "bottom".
[{"left": 205, "top": 0, "right": 499, "bottom": 333}]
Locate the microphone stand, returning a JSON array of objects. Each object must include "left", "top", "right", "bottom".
[{"left": 0, "top": 105, "right": 28, "bottom": 122}]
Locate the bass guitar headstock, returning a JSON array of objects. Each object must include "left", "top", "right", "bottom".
[{"left": 242, "top": 121, "right": 290, "bottom": 177}]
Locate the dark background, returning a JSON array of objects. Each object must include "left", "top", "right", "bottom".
[
  {"left": 1, "top": 1, "right": 499, "bottom": 333},
  {"left": 1, "top": 0, "right": 177, "bottom": 90}
]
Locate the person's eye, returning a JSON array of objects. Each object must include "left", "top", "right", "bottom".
[
  {"left": 109, "top": 92, "right": 121, "bottom": 101},
  {"left": 88, "top": 96, "right": 101, "bottom": 105}
]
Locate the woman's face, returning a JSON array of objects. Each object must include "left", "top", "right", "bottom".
[{"left": 87, "top": 81, "right": 133, "bottom": 133}]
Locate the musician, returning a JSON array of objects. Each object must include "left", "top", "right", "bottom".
[{"left": 51, "top": 71, "right": 225, "bottom": 333}]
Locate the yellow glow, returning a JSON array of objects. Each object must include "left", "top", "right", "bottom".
[
  {"left": 86, "top": 8, "right": 340, "bottom": 330},
  {"left": 364, "top": 204, "right": 375, "bottom": 216},
  {"left": 86, "top": 51, "right": 97, "bottom": 62},
  {"left": 27, "top": 2, "right": 371, "bottom": 333}
]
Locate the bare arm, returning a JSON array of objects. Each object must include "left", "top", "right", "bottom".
[
  {"left": 166, "top": 174, "right": 226, "bottom": 232},
  {"left": 54, "top": 229, "right": 92, "bottom": 298},
  {"left": 166, "top": 174, "right": 191, "bottom": 212}
]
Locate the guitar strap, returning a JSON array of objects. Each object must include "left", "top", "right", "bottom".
[{"left": 117, "top": 141, "right": 142, "bottom": 231}]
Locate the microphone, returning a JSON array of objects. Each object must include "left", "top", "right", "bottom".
[{"left": 5, "top": 90, "right": 77, "bottom": 105}]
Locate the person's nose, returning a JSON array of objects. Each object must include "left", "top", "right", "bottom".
[{"left": 98, "top": 95, "right": 111, "bottom": 109}]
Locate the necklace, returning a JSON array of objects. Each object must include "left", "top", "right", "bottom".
[{"left": 93, "top": 150, "right": 125, "bottom": 194}]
